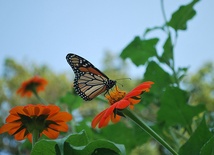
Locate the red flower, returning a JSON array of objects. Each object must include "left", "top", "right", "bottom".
[
  {"left": 17, "top": 76, "right": 48, "bottom": 97},
  {"left": 0, "top": 104, "right": 72, "bottom": 142},
  {"left": 92, "top": 81, "right": 154, "bottom": 128}
]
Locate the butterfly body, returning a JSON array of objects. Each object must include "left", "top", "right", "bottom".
[{"left": 66, "top": 53, "right": 116, "bottom": 101}]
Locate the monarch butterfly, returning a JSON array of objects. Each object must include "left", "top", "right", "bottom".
[{"left": 66, "top": 53, "right": 116, "bottom": 101}]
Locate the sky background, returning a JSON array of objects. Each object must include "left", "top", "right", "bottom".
[{"left": 0, "top": 0, "right": 213, "bottom": 79}]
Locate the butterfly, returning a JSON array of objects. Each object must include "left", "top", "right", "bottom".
[{"left": 66, "top": 53, "right": 116, "bottom": 101}]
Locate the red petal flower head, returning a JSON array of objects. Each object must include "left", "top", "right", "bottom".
[
  {"left": 17, "top": 76, "right": 48, "bottom": 98},
  {"left": 92, "top": 81, "right": 154, "bottom": 128},
  {"left": 0, "top": 104, "right": 72, "bottom": 142}
]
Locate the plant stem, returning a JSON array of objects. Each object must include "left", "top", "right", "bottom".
[
  {"left": 32, "top": 129, "right": 40, "bottom": 147},
  {"left": 123, "top": 108, "right": 178, "bottom": 155},
  {"left": 160, "top": 0, "right": 170, "bottom": 35},
  {"left": 32, "top": 89, "right": 48, "bottom": 105},
  {"left": 160, "top": 0, "right": 180, "bottom": 88}
]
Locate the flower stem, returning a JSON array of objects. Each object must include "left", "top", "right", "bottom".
[
  {"left": 160, "top": 0, "right": 170, "bottom": 35},
  {"left": 32, "top": 89, "right": 48, "bottom": 105},
  {"left": 32, "top": 129, "right": 40, "bottom": 147},
  {"left": 123, "top": 108, "right": 178, "bottom": 155}
]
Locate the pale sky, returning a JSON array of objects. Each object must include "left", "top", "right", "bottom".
[{"left": 0, "top": 0, "right": 213, "bottom": 79}]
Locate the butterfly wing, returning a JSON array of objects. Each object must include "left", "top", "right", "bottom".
[{"left": 66, "top": 53, "right": 116, "bottom": 101}]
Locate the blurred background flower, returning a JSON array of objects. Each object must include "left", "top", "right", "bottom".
[{"left": 0, "top": 104, "right": 72, "bottom": 144}]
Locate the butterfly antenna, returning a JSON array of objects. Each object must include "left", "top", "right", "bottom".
[
  {"left": 115, "top": 78, "right": 132, "bottom": 81},
  {"left": 115, "top": 78, "right": 131, "bottom": 87}
]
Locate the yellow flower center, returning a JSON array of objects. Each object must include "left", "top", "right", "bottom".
[{"left": 105, "top": 86, "right": 126, "bottom": 105}]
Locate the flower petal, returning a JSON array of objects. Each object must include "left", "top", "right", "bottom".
[
  {"left": 27, "top": 133, "right": 33, "bottom": 142},
  {"left": 111, "top": 114, "right": 121, "bottom": 123},
  {"left": 0, "top": 122, "right": 21, "bottom": 134},
  {"left": 48, "top": 111, "right": 72, "bottom": 122},
  {"left": 98, "top": 115, "right": 111, "bottom": 128},
  {"left": 8, "top": 124, "right": 23, "bottom": 135},
  {"left": 41, "top": 107, "right": 51, "bottom": 115},
  {"left": 42, "top": 128, "right": 59, "bottom": 139},
  {"left": 9, "top": 106, "right": 26, "bottom": 115},
  {"left": 115, "top": 100, "right": 130, "bottom": 109},
  {"left": 132, "top": 81, "right": 154, "bottom": 93},
  {"left": 14, "top": 128, "right": 27, "bottom": 141},
  {"left": 91, "top": 110, "right": 107, "bottom": 128},
  {"left": 6, "top": 115, "right": 20, "bottom": 123},
  {"left": 124, "top": 81, "right": 154, "bottom": 99},
  {"left": 46, "top": 105, "right": 60, "bottom": 116},
  {"left": 98, "top": 104, "right": 118, "bottom": 128},
  {"left": 49, "top": 122, "right": 69, "bottom": 132}
]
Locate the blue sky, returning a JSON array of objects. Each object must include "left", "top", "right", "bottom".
[{"left": 0, "top": 0, "right": 213, "bottom": 79}]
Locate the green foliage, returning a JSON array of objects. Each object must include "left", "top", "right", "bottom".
[
  {"left": 184, "top": 62, "right": 214, "bottom": 111},
  {"left": 0, "top": 58, "right": 71, "bottom": 106},
  {"left": 200, "top": 136, "right": 214, "bottom": 155},
  {"left": 144, "top": 61, "right": 172, "bottom": 96},
  {"left": 31, "top": 131, "right": 125, "bottom": 155},
  {"left": 130, "top": 142, "right": 159, "bottom": 155},
  {"left": 179, "top": 117, "right": 213, "bottom": 155},
  {"left": 94, "top": 122, "right": 150, "bottom": 152},
  {"left": 102, "top": 51, "right": 137, "bottom": 90},
  {"left": 75, "top": 119, "right": 150, "bottom": 154},
  {"left": 31, "top": 140, "right": 56, "bottom": 155},
  {"left": 121, "top": 37, "right": 159, "bottom": 66},
  {"left": 120, "top": 0, "right": 211, "bottom": 154},
  {"left": 59, "top": 91, "right": 82, "bottom": 111},
  {"left": 0, "top": 0, "right": 212, "bottom": 155},
  {"left": 158, "top": 87, "right": 205, "bottom": 130},
  {"left": 168, "top": 0, "right": 200, "bottom": 31},
  {"left": 0, "top": 58, "right": 72, "bottom": 154},
  {"left": 159, "top": 36, "right": 173, "bottom": 66}
]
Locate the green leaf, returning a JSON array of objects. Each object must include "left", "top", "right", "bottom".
[
  {"left": 63, "top": 139, "right": 125, "bottom": 155},
  {"left": 120, "top": 36, "right": 158, "bottom": 66},
  {"left": 158, "top": 87, "right": 205, "bottom": 128},
  {"left": 144, "top": 61, "right": 172, "bottom": 96},
  {"left": 59, "top": 91, "right": 82, "bottom": 110},
  {"left": 76, "top": 121, "right": 149, "bottom": 154},
  {"left": 31, "top": 131, "right": 125, "bottom": 155},
  {"left": 84, "top": 140, "right": 125, "bottom": 155},
  {"left": 143, "top": 61, "right": 174, "bottom": 105},
  {"left": 200, "top": 136, "right": 214, "bottom": 155},
  {"left": 31, "top": 131, "right": 89, "bottom": 155},
  {"left": 168, "top": 0, "right": 200, "bottom": 31},
  {"left": 179, "top": 117, "right": 213, "bottom": 155},
  {"left": 57, "top": 130, "right": 90, "bottom": 155},
  {"left": 91, "top": 148, "right": 119, "bottom": 155},
  {"left": 159, "top": 35, "right": 173, "bottom": 66},
  {"left": 55, "top": 131, "right": 89, "bottom": 155},
  {"left": 65, "top": 130, "right": 89, "bottom": 146},
  {"left": 100, "top": 122, "right": 150, "bottom": 153},
  {"left": 31, "top": 140, "right": 57, "bottom": 155}
]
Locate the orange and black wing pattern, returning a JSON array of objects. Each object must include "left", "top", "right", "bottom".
[{"left": 66, "top": 53, "right": 116, "bottom": 101}]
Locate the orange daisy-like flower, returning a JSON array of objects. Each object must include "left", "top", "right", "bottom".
[
  {"left": 0, "top": 104, "right": 72, "bottom": 142},
  {"left": 17, "top": 76, "right": 48, "bottom": 97},
  {"left": 92, "top": 81, "right": 154, "bottom": 128}
]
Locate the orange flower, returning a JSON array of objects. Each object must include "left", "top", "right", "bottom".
[
  {"left": 92, "top": 81, "right": 154, "bottom": 128},
  {"left": 0, "top": 104, "right": 72, "bottom": 142},
  {"left": 17, "top": 76, "right": 48, "bottom": 97}
]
